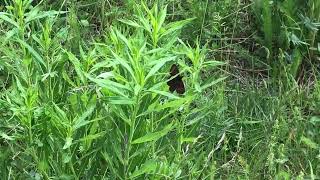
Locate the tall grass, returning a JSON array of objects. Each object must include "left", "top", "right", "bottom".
[{"left": 253, "top": 0, "right": 320, "bottom": 84}]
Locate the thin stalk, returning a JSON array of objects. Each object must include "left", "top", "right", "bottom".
[
  {"left": 199, "top": 0, "right": 208, "bottom": 42},
  {"left": 68, "top": 148, "right": 78, "bottom": 179},
  {"left": 125, "top": 94, "right": 141, "bottom": 179},
  {"left": 100, "top": 0, "right": 105, "bottom": 32}
]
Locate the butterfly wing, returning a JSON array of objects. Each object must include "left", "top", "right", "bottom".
[
  {"left": 167, "top": 64, "right": 185, "bottom": 94},
  {"left": 170, "top": 64, "right": 179, "bottom": 76},
  {"left": 174, "top": 76, "right": 185, "bottom": 94},
  {"left": 167, "top": 78, "right": 176, "bottom": 92}
]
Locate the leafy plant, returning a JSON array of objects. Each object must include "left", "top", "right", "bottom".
[{"left": 0, "top": 1, "right": 225, "bottom": 179}]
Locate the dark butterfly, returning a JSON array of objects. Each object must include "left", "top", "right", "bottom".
[{"left": 167, "top": 64, "right": 185, "bottom": 94}]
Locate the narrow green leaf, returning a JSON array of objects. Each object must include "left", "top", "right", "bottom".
[
  {"left": 25, "top": 10, "right": 66, "bottom": 23},
  {"left": 97, "top": 72, "right": 114, "bottom": 79},
  {"left": 66, "top": 51, "right": 86, "bottom": 84},
  {"left": 78, "top": 131, "right": 106, "bottom": 142},
  {"left": 118, "top": 19, "right": 142, "bottom": 28},
  {"left": 0, "top": 132, "right": 14, "bottom": 141},
  {"left": 4, "top": 28, "right": 18, "bottom": 43},
  {"left": 145, "top": 56, "right": 175, "bottom": 81},
  {"left": 148, "top": 89, "right": 180, "bottom": 100},
  {"left": 310, "top": 116, "right": 320, "bottom": 125},
  {"left": 203, "top": 60, "right": 226, "bottom": 67},
  {"left": 201, "top": 76, "right": 227, "bottom": 91},
  {"left": 130, "top": 160, "right": 158, "bottom": 178},
  {"left": 15, "top": 76, "right": 26, "bottom": 94},
  {"left": 104, "top": 96, "right": 135, "bottom": 105},
  {"left": 157, "top": 5, "right": 167, "bottom": 33},
  {"left": 0, "top": 12, "right": 19, "bottom": 28},
  {"left": 63, "top": 137, "right": 73, "bottom": 149},
  {"left": 72, "top": 105, "right": 96, "bottom": 130},
  {"left": 186, "top": 112, "right": 210, "bottom": 126},
  {"left": 181, "top": 137, "right": 198, "bottom": 143},
  {"left": 289, "top": 49, "right": 302, "bottom": 77},
  {"left": 154, "top": 95, "right": 193, "bottom": 112},
  {"left": 16, "top": 39, "right": 46, "bottom": 67},
  {"left": 160, "top": 18, "right": 196, "bottom": 38},
  {"left": 115, "top": 30, "right": 132, "bottom": 52},
  {"left": 53, "top": 103, "right": 68, "bottom": 121},
  {"left": 101, "top": 152, "right": 122, "bottom": 179},
  {"left": 110, "top": 51, "right": 136, "bottom": 82},
  {"left": 138, "top": 16, "right": 152, "bottom": 34},
  {"left": 86, "top": 74, "right": 129, "bottom": 97},
  {"left": 132, "top": 123, "right": 175, "bottom": 144},
  {"left": 108, "top": 105, "right": 131, "bottom": 126},
  {"left": 63, "top": 153, "right": 72, "bottom": 163},
  {"left": 301, "top": 136, "right": 319, "bottom": 149}
]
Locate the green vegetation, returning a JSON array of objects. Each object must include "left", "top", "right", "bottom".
[{"left": 0, "top": 0, "right": 319, "bottom": 179}]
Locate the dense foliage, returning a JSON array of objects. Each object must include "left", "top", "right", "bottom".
[{"left": 0, "top": 0, "right": 319, "bottom": 179}]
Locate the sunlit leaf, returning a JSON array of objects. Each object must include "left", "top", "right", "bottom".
[
  {"left": 130, "top": 160, "right": 157, "bottom": 178},
  {"left": 72, "top": 105, "right": 96, "bottom": 130},
  {"left": 118, "top": 19, "right": 142, "bottom": 28},
  {"left": 301, "top": 136, "right": 318, "bottom": 149},
  {"left": 145, "top": 56, "right": 176, "bottom": 81},
  {"left": 132, "top": 123, "right": 175, "bottom": 144},
  {"left": 65, "top": 51, "right": 86, "bottom": 84},
  {"left": 200, "top": 76, "right": 227, "bottom": 91},
  {"left": 0, "top": 132, "right": 14, "bottom": 141},
  {"left": 78, "top": 131, "right": 106, "bottom": 142},
  {"left": 104, "top": 96, "right": 135, "bottom": 105},
  {"left": 16, "top": 39, "right": 46, "bottom": 67},
  {"left": 0, "top": 12, "right": 19, "bottom": 28},
  {"left": 63, "top": 137, "right": 73, "bottom": 149},
  {"left": 148, "top": 89, "right": 180, "bottom": 100},
  {"left": 160, "top": 18, "right": 196, "bottom": 38}
]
